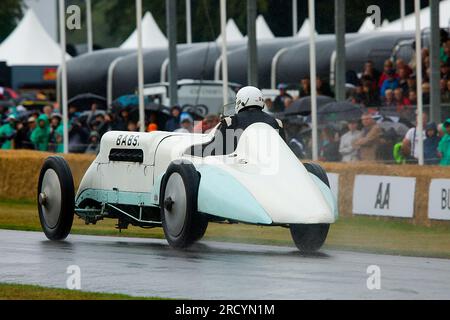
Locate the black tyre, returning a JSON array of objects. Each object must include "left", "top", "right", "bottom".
[
  {"left": 290, "top": 162, "right": 330, "bottom": 252},
  {"left": 37, "top": 156, "right": 75, "bottom": 240},
  {"left": 160, "top": 161, "right": 208, "bottom": 248}
]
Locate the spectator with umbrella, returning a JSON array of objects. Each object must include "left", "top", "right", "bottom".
[
  {"left": 115, "top": 109, "right": 130, "bottom": 131},
  {"left": 48, "top": 113, "right": 62, "bottom": 152},
  {"left": 319, "top": 126, "right": 340, "bottom": 162},
  {"left": 194, "top": 114, "right": 220, "bottom": 133},
  {"left": 165, "top": 105, "right": 182, "bottom": 132},
  {"left": 14, "top": 116, "right": 35, "bottom": 149},
  {"left": 424, "top": 122, "right": 441, "bottom": 165},
  {"left": 316, "top": 76, "right": 333, "bottom": 97},
  {"left": 175, "top": 113, "right": 194, "bottom": 133},
  {"left": 68, "top": 116, "right": 90, "bottom": 153},
  {"left": 382, "top": 89, "right": 396, "bottom": 108},
  {"left": 339, "top": 119, "right": 362, "bottom": 162},
  {"left": 273, "top": 83, "right": 292, "bottom": 113},
  {"left": 54, "top": 123, "right": 64, "bottom": 153},
  {"left": 353, "top": 113, "right": 382, "bottom": 162},
  {"left": 85, "top": 131, "right": 100, "bottom": 155},
  {"left": 402, "top": 112, "right": 428, "bottom": 164},
  {"left": 298, "top": 77, "right": 311, "bottom": 98}
]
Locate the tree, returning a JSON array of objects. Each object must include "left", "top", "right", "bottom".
[{"left": 0, "top": 0, "right": 23, "bottom": 42}]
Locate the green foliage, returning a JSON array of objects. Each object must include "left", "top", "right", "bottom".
[{"left": 0, "top": 0, "right": 23, "bottom": 42}]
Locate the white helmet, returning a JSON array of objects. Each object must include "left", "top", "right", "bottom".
[{"left": 235, "top": 86, "right": 264, "bottom": 113}]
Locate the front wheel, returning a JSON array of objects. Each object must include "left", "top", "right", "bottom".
[
  {"left": 290, "top": 162, "right": 331, "bottom": 252},
  {"left": 37, "top": 156, "right": 75, "bottom": 240}
]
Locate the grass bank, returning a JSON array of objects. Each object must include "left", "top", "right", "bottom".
[
  {"left": 1, "top": 199, "right": 450, "bottom": 259},
  {"left": 0, "top": 283, "right": 161, "bottom": 300}
]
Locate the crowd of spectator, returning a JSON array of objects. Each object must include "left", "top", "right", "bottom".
[
  {"left": 2, "top": 32, "right": 450, "bottom": 166},
  {"left": 263, "top": 35, "right": 450, "bottom": 166},
  {"left": 0, "top": 101, "right": 220, "bottom": 155}
]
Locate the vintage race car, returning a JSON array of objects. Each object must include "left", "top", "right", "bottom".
[{"left": 37, "top": 123, "right": 338, "bottom": 252}]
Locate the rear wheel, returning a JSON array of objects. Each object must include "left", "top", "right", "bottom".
[
  {"left": 160, "top": 161, "right": 208, "bottom": 248},
  {"left": 37, "top": 156, "right": 75, "bottom": 240},
  {"left": 290, "top": 163, "right": 330, "bottom": 252}
]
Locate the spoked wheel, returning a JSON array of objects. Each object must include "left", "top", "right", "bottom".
[
  {"left": 37, "top": 156, "right": 75, "bottom": 240},
  {"left": 160, "top": 161, "right": 208, "bottom": 248},
  {"left": 290, "top": 162, "right": 331, "bottom": 253}
]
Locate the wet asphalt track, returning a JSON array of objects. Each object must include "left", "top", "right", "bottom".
[{"left": 1, "top": 229, "right": 450, "bottom": 299}]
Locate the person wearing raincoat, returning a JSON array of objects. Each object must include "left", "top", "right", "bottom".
[
  {"left": 0, "top": 115, "right": 17, "bottom": 150},
  {"left": 30, "top": 114, "right": 50, "bottom": 151},
  {"left": 54, "top": 123, "right": 64, "bottom": 153}
]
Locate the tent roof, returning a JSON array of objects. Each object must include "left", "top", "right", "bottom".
[
  {"left": 377, "top": 0, "right": 450, "bottom": 31},
  {"left": 216, "top": 19, "right": 244, "bottom": 43},
  {"left": 256, "top": 15, "right": 274, "bottom": 39},
  {"left": 120, "top": 11, "right": 168, "bottom": 49},
  {"left": 0, "top": 9, "right": 70, "bottom": 66},
  {"left": 358, "top": 17, "right": 377, "bottom": 33},
  {"left": 297, "top": 19, "right": 318, "bottom": 37}
]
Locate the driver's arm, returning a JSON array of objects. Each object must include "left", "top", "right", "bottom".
[
  {"left": 210, "top": 117, "right": 231, "bottom": 156},
  {"left": 275, "top": 118, "right": 286, "bottom": 141}
]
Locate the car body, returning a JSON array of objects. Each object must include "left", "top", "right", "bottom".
[{"left": 38, "top": 123, "right": 338, "bottom": 252}]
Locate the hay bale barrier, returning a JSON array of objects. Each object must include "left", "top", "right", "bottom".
[
  {"left": 0, "top": 150, "right": 449, "bottom": 226},
  {"left": 321, "top": 162, "right": 450, "bottom": 227},
  {"left": 0, "top": 150, "right": 94, "bottom": 201}
]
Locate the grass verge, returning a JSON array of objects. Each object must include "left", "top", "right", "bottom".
[
  {"left": 0, "top": 283, "right": 162, "bottom": 300},
  {"left": 1, "top": 199, "right": 450, "bottom": 259}
]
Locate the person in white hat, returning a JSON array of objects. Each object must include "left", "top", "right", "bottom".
[{"left": 206, "top": 86, "right": 285, "bottom": 156}]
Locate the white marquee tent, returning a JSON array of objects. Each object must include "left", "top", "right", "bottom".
[
  {"left": 297, "top": 18, "right": 318, "bottom": 37},
  {"left": 256, "top": 15, "right": 274, "bottom": 39},
  {"left": 120, "top": 11, "right": 168, "bottom": 49},
  {"left": 0, "top": 9, "right": 69, "bottom": 66},
  {"left": 216, "top": 19, "right": 244, "bottom": 43},
  {"left": 377, "top": 0, "right": 450, "bottom": 32}
]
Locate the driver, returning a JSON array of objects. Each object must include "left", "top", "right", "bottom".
[{"left": 205, "top": 86, "right": 285, "bottom": 156}]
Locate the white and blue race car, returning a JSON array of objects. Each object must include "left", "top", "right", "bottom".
[{"left": 37, "top": 123, "right": 337, "bottom": 252}]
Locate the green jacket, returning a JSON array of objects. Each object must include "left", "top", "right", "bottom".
[
  {"left": 30, "top": 114, "right": 50, "bottom": 151},
  {"left": 0, "top": 123, "right": 15, "bottom": 150},
  {"left": 438, "top": 133, "right": 450, "bottom": 166},
  {"left": 393, "top": 142, "right": 406, "bottom": 164},
  {"left": 55, "top": 124, "right": 64, "bottom": 153}
]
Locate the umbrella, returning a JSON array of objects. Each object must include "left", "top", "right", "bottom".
[
  {"left": 314, "top": 101, "right": 364, "bottom": 124},
  {"left": 378, "top": 121, "right": 409, "bottom": 137},
  {"left": 128, "top": 103, "right": 171, "bottom": 128},
  {"left": 181, "top": 104, "right": 208, "bottom": 121},
  {"left": 284, "top": 95, "right": 335, "bottom": 116},
  {"left": 78, "top": 110, "right": 106, "bottom": 125},
  {"left": 0, "top": 87, "right": 19, "bottom": 100},
  {"left": 68, "top": 93, "right": 107, "bottom": 111},
  {"left": 379, "top": 109, "right": 414, "bottom": 128},
  {"left": 112, "top": 95, "right": 140, "bottom": 109}
]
